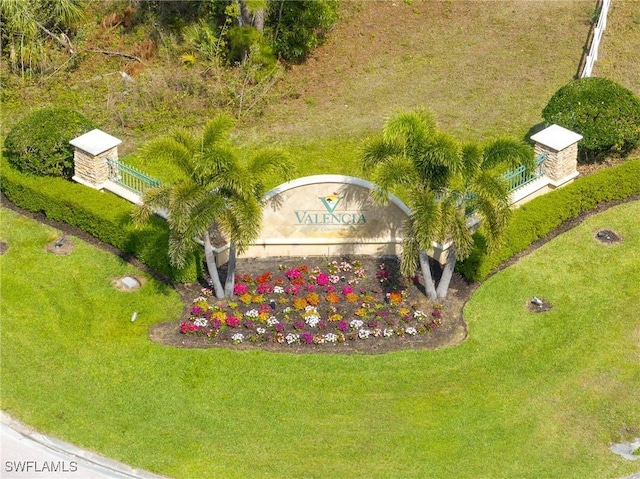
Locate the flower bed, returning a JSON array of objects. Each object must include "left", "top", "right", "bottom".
[{"left": 179, "top": 257, "right": 443, "bottom": 347}]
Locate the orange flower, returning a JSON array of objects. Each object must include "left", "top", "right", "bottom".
[
  {"left": 293, "top": 297, "right": 308, "bottom": 310},
  {"left": 345, "top": 292, "right": 359, "bottom": 303},
  {"left": 326, "top": 292, "right": 341, "bottom": 304},
  {"left": 388, "top": 292, "right": 403, "bottom": 306},
  {"left": 306, "top": 292, "right": 320, "bottom": 306}
]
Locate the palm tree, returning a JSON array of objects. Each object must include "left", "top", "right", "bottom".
[
  {"left": 362, "top": 109, "right": 534, "bottom": 299},
  {"left": 1, "top": 0, "right": 84, "bottom": 76},
  {"left": 133, "top": 114, "right": 293, "bottom": 298}
]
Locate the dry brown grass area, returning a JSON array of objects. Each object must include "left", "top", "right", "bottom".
[
  {"left": 594, "top": 0, "right": 640, "bottom": 95},
  {"left": 244, "top": 0, "right": 593, "bottom": 144}
]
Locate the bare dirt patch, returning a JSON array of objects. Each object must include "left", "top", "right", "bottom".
[
  {"left": 0, "top": 241, "right": 8, "bottom": 255},
  {"left": 595, "top": 229, "right": 622, "bottom": 244},
  {"left": 45, "top": 237, "right": 74, "bottom": 255}
]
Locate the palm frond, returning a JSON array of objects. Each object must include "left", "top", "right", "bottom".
[
  {"left": 400, "top": 218, "right": 421, "bottom": 278},
  {"left": 139, "top": 136, "right": 195, "bottom": 179},
  {"left": 360, "top": 136, "right": 402, "bottom": 173},
  {"left": 247, "top": 149, "right": 295, "bottom": 187},
  {"left": 383, "top": 109, "right": 436, "bottom": 150},
  {"left": 461, "top": 142, "right": 483, "bottom": 181},
  {"left": 202, "top": 114, "right": 236, "bottom": 149},
  {"left": 482, "top": 137, "right": 535, "bottom": 172},
  {"left": 409, "top": 189, "right": 440, "bottom": 251},
  {"left": 370, "top": 155, "right": 419, "bottom": 205}
]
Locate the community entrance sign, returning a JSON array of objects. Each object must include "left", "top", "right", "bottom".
[{"left": 242, "top": 175, "right": 411, "bottom": 259}]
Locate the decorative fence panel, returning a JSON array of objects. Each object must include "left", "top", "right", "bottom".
[
  {"left": 504, "top": 152, "right": 548, "bottom": 192},
  {"left": 107, "top": 159, "right": 160, "bottom": 195}
]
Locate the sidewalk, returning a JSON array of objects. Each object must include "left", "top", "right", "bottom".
[{"left": 0, "top": 412, "right": 168, "bottom": 479}]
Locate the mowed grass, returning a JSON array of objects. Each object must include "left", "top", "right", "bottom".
[{"left": 1, "top": 202, "right": 639, "bottom": 479}]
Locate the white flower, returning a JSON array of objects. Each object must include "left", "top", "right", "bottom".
[
  {"left": 358, "top": 329, "right": 371, "bottom": 339},
  {"left": 324, "top": 333, "right": 338, "bottom": 343},
  {"left": 405, "top": 327, "right": 418, "bottom": 336},
  {"left": 245, "top": 309, "right": 259, "bottom": 318},
  {"left": 256, "top": 327, "right": 266, "bottom": 335},
  {"left": 192, "top": 296, "right": 208, "bottom": 303},
  {"left": 350, "top": 319, "right": 364, "bottom": 329},
  {"left": 305, "top": 315, "right": 321, "bottom": 328},
  {"left": 231, "top": 333, "right": 244, "bottom": 343},
  {"left": 273, "top": 285, "right": 284, "bottom": 294},
  {"left": 267, "top": 316, "right": 279, "bottom": 326},
  {"left": 383, "top": 328, "right": 394, "bottom": 338},
  {"left": 194, "top": 317, "right": 208, "bottom": 327},
  {"left": 285, "top": 333, "right": 299, "bottom": 344},
  {"left": 413, "top": 310, "right": 427, "bottom": 320}
]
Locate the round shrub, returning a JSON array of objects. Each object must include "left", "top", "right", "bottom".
[
  {"left": 4, "top": 107, "right": 96, "bottom": 178},
  {"left": 542, "top": 77, "right": 640, "bottom": 162}
]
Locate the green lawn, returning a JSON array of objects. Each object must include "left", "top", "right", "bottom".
[{"left": 1, "top": 202, "right": 639, "bottom": 478}]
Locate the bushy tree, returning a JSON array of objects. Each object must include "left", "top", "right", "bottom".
[
  {"left": 267, "top": 0, "right": 339, "bottom": 63},
  {"left": 542, "top": 77, "right": 640, "bottom": 162},
  {"left": 4, "top": 107, "right": 96, "bottom": 178}
]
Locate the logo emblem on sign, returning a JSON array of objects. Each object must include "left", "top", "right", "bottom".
[{"left": 319, "top": 193, "right": 341, "bottom": 213}]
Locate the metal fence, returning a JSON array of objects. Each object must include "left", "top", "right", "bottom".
[
  {"left": 504, "top": 152, "right": 548, "bottom": 192},
  {"left": 107, "top": 159, "right": 160, "bottom": 195}
]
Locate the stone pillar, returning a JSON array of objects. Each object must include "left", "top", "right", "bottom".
[
  {"left": 530, "top": 124, "right": 582, "bottom": 186},
  {"left": 70, "top": 129, "right": 122, "bottom": 189}
]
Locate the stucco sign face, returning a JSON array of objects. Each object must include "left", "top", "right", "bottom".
[
  {"left": 293, "top": 193, "right": 367, "bottom": 226},
  {"left": 243, "top": 175, "right": 411, "bottom": 258}
]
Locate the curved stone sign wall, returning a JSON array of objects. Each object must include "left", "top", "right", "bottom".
[{"left": 243, "top": 175, "right": 411, "bottom": 258}]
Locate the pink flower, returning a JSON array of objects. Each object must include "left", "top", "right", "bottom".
[
  {"left": 225, "top": 316, "right": 240, "bottom": 328},
  {"left": 316, "top": 273, "right": 330, "bottom": 286},
  {"left": 341, "top": 285, "right": 354, "bottom": 295},
  {"left": 233, "top": 283, "right": 248, "bottom": 295}
]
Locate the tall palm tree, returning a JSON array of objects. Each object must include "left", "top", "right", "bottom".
[
  {"left": 133, "top": 114, "right": 293, "bottom": 298},
  {"left": 362, "top": 109, "right": 534, "bottom": 299}
]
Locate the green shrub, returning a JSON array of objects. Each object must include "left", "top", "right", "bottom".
[
  {"left": 267, "top": 0, "right": 339, "bottom": 63},
  {"left": 4, "top": 107, "right": 97, "bottom": 178},
  {"left": 459, "top": 159, "right": 640, "bottom": 281},
  {"left": 542, "top": 78, "right": 640, "bottom": 162},
  {"left": 0, "top": 157, "right": 200, "bottom": 283}
]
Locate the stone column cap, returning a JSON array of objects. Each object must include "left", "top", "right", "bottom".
[
  {"left": 531, "top": 124, "right": 583, "bottom": 151},
  {"left": 70, "top": 129, "right": 122, "bottom": 156}
]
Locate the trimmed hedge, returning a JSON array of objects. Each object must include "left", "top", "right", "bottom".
[
  {"left": 0, "top": 157, "right": 200, "bottom": 283},
  {"left": 459, "top": 159, "right": 640, "bottom": 282}
]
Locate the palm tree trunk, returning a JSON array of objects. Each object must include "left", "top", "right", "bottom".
[
  {"left": 419, "top": 251, "right": 437, "bottom": 300},
  {"left": 436, "top": 247, "right": 457, "bottom": 298},
  {"left": 203, "top": 233, "right": 225, "bottom": 299},
  {"left": 224, "top": 243, "right": 237, "bottom": 298}
]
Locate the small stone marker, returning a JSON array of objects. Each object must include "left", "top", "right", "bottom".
[{"left": 121, "top": 276, "right": 140, "bottom": 289}]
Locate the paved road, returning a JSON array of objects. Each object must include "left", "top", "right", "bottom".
[{"left": 0, "top": 412, "right": 167, "bottom": 479}]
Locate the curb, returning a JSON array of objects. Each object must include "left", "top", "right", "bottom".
[{"left": 1, "top": 411, "right": 169, "bottom": 479}]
